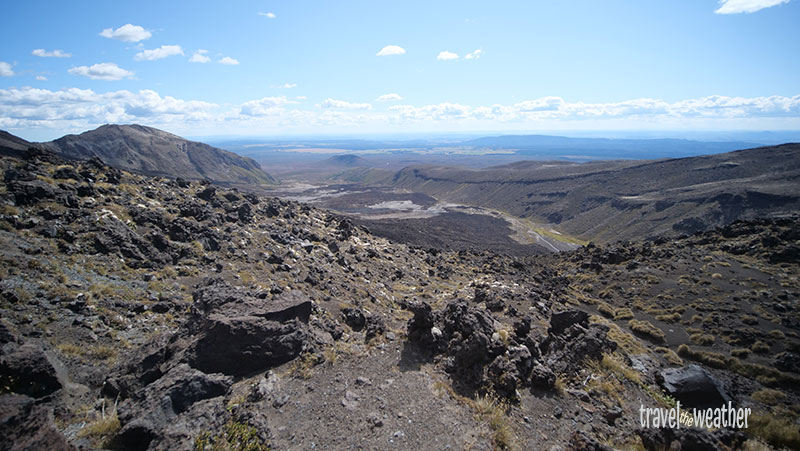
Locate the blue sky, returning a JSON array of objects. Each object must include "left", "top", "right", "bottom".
[{"left": 1, "top": 0, "right": 799, "bottom": 140}]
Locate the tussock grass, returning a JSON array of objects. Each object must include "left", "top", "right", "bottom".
[
  {"left": 472, "top": 392, "right": 515, "bottom": 450},
  {"left": 689, "top": 333, "right": 715, "bottom": 346},
  {"left": 678, "top": 344, "right": 800, "bottom": 387},
  {"left": 628, "top": 319, "right": 665, "bottom": 343},
  {"left": 748, "top": 412, "right": 800, "bottom": 450},
  {"left": 78, "top": 398, "right": 120, "bottom": 447},
  {"left": 654, "top": 347, "right": 683, "bottom": 366},
  {"left": 751, "top": 389, "right": 786, "bottom": 405}
]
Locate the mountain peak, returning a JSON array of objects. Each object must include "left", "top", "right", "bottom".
[{"left": 44, "top": 124, "right": 276, "bottom": 185}]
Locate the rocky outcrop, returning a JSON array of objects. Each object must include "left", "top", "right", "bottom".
[
  {"left": 405, "top": 302, "right": 615, "bottom": 398},
  {"left": 102, "top": 278, "right": 318, "bottom": 448},
  {"left": 0, "top": 394, "right": 74, "bottom": 451}
]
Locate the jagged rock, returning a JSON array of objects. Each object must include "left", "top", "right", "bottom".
[
  {"left": 637, "top": 427, "right": 746, "bottom": 451},
  {"left": 364, "top": 315, "right": 387, "bottom": 341},
  {"left": 8, "top": 180, "right": 64, "bottom": 206},
  {"left": 102, "top": 334, "right": 172, "bottom": 400},
  {"left": 549, "top": 310, "right": 589, "bottom": 336},
  {"left": 530, "top": 363, "right": 556, "bottom": 389},
  {"left": 658, "top": 364, "right": 730, "bottom": 409},
  {"left": 342, "top": 308, "right": 367, "bottom": 331},
  {"left": 775, "top": 351, "right": 800, "bottom": 373},
  {"left": 0, "top": 343, "right": 62, "bottom": 399},
  {"left": 52, "top": 166, "right": 82, "bottom": 181},
  {"left": 148, "top": 397, "right": 231, "bottom": 450},
  {"left": 93, "top": 216, "right": 170, "bottom": 268},
  {"left": 114, "top": 364, "right": 231, "bottom": 450},
  {"left": 542, "top": 320, "right": 617, "bottom": 375},
  {"left": 0, "top": 394, "right": 74, "bottom": 451},
  {"left": 567, "top": 431, "right": 614, "bottom": 451},
  {"left": 178, "top": 200, "right": 212, "bottom": 221},
  {"left": 187, "top": 314, "right": 309, "bottom": 376},
  {"left": 487, "top": 355, "right": 518, "bottom": 397},
  {"left": 196, "top": 186, "right": 216, "bottom": 201},
  {"left": 237, "top": 203, "right": 254, "bottom": 223}
]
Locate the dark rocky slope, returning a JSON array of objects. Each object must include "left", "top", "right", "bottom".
[
  {"left": 342, "top": 144, "right": 800, "bottom": 243},
  {"left": 0, "top": 147, "right": 798, "bottom": 450},
  {"left": 41, "top": 124, "right": 276, "bottom": 185}
]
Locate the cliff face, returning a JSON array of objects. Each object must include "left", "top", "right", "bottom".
[{"left": 43, "top": 124, "right": 277, "bottom": 185}]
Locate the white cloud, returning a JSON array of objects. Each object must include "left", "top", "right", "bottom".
[
  {"left": 258, "top": 12, "right": 276, "bottom": 18},
  {"left": 68, "top": 63, "right": 134, "bottom": 81},
  {"left": 437, "top": 51, "right": 459, "bottom": 60},
  {"left": 32, "top": 49, "right": 71, "bottom": 58},
  {"left": 272, "top": 83, "right": 297, "bottom": 89},
  {"left": 296, "top": 96, "right": 307, "bottom": 100},
  {"left": 715, "top": 0, "right": 789, "bottom": 13},
  {"left": 218, "top": 56, "right": 239, "bottom": 65},
  {"left": 99, "top": 24, "right": 152, "bottom": 42},
  {"left": 465, "top": 49, "right": 483, "bottom": 60},
  {"left": 240, "top": 96, "right": 296, "bottom": 116},
  {"left": 135, "top": 45, "right": 184, "bottom": 61},
  {"left": 189, "top": 50, "right": 211, "bottom": 63},
  {"left": 376, "top": 45, "right": 406, "bottom": 56},
  {"left": 36, "top": 75, "right": 48, "bottom": 81},
  {"left": 389, "top": 102, "right": 470, "bottom": 120},
  {"left": 320, "top": 98, "right": 372, "bottom": 110},
  {"left": 2, "top": 89, "right": 798, "bottom": 137},
  {"left": 376, "top": 93, "right": 403, "bottom": 102},
  {"left": 0, "top": 87, "right": 217, "bottom": 131},
  {"left": 0, "top": 62, "right": 14, "bottom": 77}
]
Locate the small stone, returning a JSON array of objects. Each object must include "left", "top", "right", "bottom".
[
  {"left": 355, "top": 377, "right": 372, "bottom": 386},
  {"left": 272, "top": 394, "right": 290, "bottom": 408}
]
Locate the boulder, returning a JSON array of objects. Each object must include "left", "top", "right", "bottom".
[
  {"left": 0, "top": 394, "right": 74, "bottom": 451},
  {"left": 342, "top": 308, "right": 366, "bottom": 331},
  {"left": 0, "top": 343, "right": 62, "bottom": 399},
  {"left": 188, "top": 314, "right": 309, "bottom": 376},
  {"left": 549, "top": 310, "right": 589, "bottom": 336},
  {"left": 658, "top": 364, "right": 730, "bottom": 409},
  {"left": 115, "top": 365, "right": 231, "bottom": 451}
]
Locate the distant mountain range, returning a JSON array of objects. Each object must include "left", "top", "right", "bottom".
[{"left": 0, "top": 124, "right": 276, "bottom": 185}]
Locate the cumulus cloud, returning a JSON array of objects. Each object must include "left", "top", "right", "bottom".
[
  {"left": 68, "top": 63, "right": 134, "bottom": 81},
  {"left": 0, "top": 87, "right": 216, "bottom": 131},
  {"left": 376, "top": 93, "right": 403, "bottom": 102},
  {"left": 135, "top": 45, "right": 184, "bottom": 61},
  {"left": 320, "top": 98, "right": 372, "bottom": 110},
  {"left": 258, "top": 12, "right": 276, "bottom": 18},
  {"left": 36, "top": 75, "right": 48, "bottom": 81},
  {"left": 715, "top": 0, "right": 790, "bottom": 13},
  {"left": 99, "top": 24, "right": 152, "bottom": 42},
  {"left": 0, "top": 62, "right": 14, "bottom": 77},
  {"left": 32, "top": 49, "right": 71, "bottom": 58},
  {"left": 2, "top": 89, "right": 798, "bottom": 136},
  {"left": 437, "top": 51, "right": 459, "bottom": 60},
  {"left": 240, "top": 96, "right": 296, "bottom": 116},
  {"left": 383, "top": 95, "right": 800, "bottom": 122},
  {"left": 218, "top": 56, "right": 239, "bottom": 65},
  {"left": 376, "top": 45, "right": 406, "bottom": 56},
  {"left": 273, "top": 83, "right": 297, "bottom": 89},
  {"left": 189, "top": 50, "right": 211, "bottom": 63},
  {"left": 465, "top": 49, "right": 483, "bottom": 60}
]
